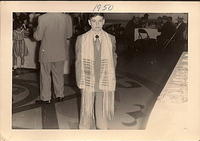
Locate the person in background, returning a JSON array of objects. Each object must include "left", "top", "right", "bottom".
[
  {"left": 33, "top": 13, "right": 73, "bottom": 104},
  {"left": 140, "top": 13, "right": 149, "bottom": 28},
  {"left": 156, "top": 16, "right": 163, "bottom": 30},
  {"left": 75, "top": 13, "right": 117, "bottom": 129},
  {"left": 174, "top": 17, "right": 187, "bottom": 52},
  {"left": 124, "top": 16, "right": 137, "bottom": 51},
  {"left": 13, "top": 21, "right": 28, "bottom": 75},
  {"left": 157, "top": 16, "right": 176, "bottom": 51}
]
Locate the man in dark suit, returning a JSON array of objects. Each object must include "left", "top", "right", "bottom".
[
  {"left": 174, "top": 17, "right": 187, "bottom": 52},
  {"left": 157, "top": 16, "right": 176, "bottom": 50},
  {"left": 75, "top": 13, "right": 117, "bottom": 129},
  {"left": 124, "top": 16, "right": 139, "bottom": 51}
]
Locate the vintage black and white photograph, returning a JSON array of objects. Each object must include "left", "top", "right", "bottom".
[
  {"left": 1, "top": 1, "right": 200, "bottom": 141},
  {"left": 11, "top": 12, "right": 188, "bottom": 130}
]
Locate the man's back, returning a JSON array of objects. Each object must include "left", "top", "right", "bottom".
[
  {"left": 34, "top": 13, "right": 73, "bottom": 62},
  {"left": 39, "top": 13, "right": 71, "bottom": 47}
]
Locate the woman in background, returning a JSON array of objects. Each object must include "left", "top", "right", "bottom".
[{"left": 13, "top": 21, "right": 28, "bottom": 74}]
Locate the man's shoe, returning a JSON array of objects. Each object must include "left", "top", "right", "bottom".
[
  {"left": 56, "top": 97, "right": 64, "bottom": 102},
  {"left": 35, "top": 100, "right": 51, "bottom": 104}
]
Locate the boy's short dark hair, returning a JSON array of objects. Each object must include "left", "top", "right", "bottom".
[{"left": 88, "top": 13, "right": 105, "bottom": 20}]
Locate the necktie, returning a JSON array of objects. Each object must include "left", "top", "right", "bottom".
[{"left": 94, "top": 35, "right": 101, "bottom": 51}]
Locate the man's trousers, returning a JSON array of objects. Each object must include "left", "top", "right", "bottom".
[
  {"left": 79, "top": 91, "right": 108, "bottom": 129},
  {"left": 40, "top": 61, "right": 65, "bottom": 101}
]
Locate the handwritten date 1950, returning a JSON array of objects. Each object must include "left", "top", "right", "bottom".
[{"left": 93, "top": 4, "right": 113, "bottom": 11}]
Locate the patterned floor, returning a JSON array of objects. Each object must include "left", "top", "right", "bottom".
[{"left": 12, "top": 51, "right": 182, "bottom": 129}]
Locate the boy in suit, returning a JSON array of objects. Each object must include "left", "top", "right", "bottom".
[{"left": 75, "top": 13, "right": 117, "bottom": 129}]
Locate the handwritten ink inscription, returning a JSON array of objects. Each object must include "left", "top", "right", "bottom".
[{"left": 93, "top": 4, "right": 113, "bottom": 11}]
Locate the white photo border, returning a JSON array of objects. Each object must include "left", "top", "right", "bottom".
[{"left": 0, "top": 1, "right": 200, "bottom": 141}]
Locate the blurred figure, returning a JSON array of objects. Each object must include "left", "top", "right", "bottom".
[
  {"left": 157, "top": 16, "right": 176, "bottom": 51},
  {"left": 156, "top": 16, "right": 163, "bottom": 30},
  {"left": 124, "top": 16, "right": 139, "bottom": 51},
  {"left": 174, "top": 17, "right": 187, "bottom": 52},
  {"left": 140, "top": 13, "right": 149, "bottom": 28},
  {"left": 13, "top": 21, "right": 28, "bottom": 75}
]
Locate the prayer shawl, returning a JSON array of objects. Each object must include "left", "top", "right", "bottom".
[{"left": 76, "top": 30, "right": 116, "bottom": 121}]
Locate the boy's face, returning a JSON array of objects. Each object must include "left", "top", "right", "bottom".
[{"left": 88, "top": 15, "right": 105, "bottom": 32}]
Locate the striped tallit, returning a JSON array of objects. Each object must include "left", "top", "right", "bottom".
[{"left": 78, "top": 29, "right": 116, "bottom": 92}]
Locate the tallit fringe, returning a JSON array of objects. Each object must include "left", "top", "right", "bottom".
[
  {"left": 79, "top": 90, "right": 94, "bottom": 128},
  {"left": 103, "top": 91, "right": 115, "bottom": 120},
  {"left": 79, "top": 90, "right": 115, "bottom": 128}
]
